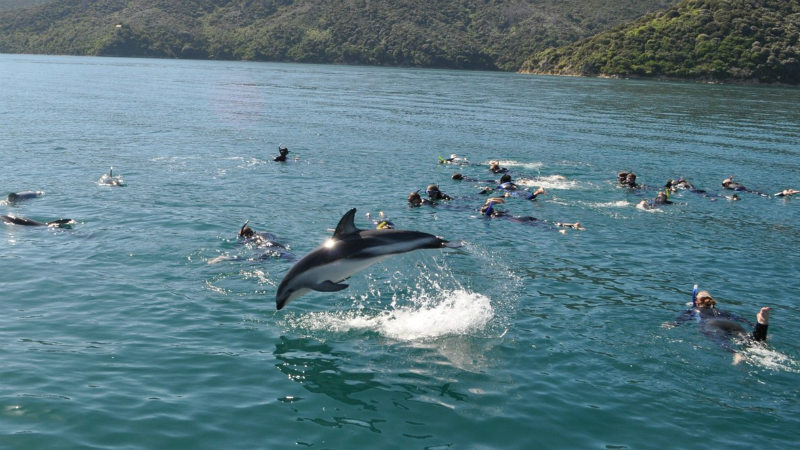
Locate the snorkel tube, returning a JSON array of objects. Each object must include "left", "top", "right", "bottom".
[
  {"left": 483, "top": 201, "right": 495, "bottom": 217},
  {"left": 692, "top": 284, "right": 698, "bottom": 307}
]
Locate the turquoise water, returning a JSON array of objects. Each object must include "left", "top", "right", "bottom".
[{"left": 1, "top": 54, "right": 799, "bottom": 449}]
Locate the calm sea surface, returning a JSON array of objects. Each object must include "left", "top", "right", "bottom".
[{"left": 1, "top": 54, "right": 799, "bottom": 449}]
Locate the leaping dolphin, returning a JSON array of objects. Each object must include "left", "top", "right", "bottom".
[{"left": 275, "top": 208, "right": 460, "bottom": 310}]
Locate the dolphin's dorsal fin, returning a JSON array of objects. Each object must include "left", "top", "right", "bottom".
[{"left": 333, "top": 208, "right": 360, "bottom": 239}]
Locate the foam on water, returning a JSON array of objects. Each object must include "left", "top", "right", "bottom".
[
  {"left": 737, "top": 345, "right": 800, "bottom": 373},
  {"left": 289, "top": 288, "right": 494, "bottom": 341},
  {"left": 490, "top": 159, "right": 544, "bottom": 170},
  {"left": 517, "top": 175, "right": 580, "bottom": 190}
]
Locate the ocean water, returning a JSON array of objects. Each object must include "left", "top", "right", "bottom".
[{"left": 1, "top": 54, "right": 799, "bottom": 449}]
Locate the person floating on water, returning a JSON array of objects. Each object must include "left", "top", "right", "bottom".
[
  {"left": 721, "top": 175, "right": 768, "bottom": 197},
  {"left": 636, "top": 190, "right": 672, "bottom": 210},
  {"left": 209, "top": 221, "right": 294, "bottom": 264},
  {"left": 489, "top": 160, "right": 508, "bottom": 174},
  {"left": 775, "top": 188, "right": 800, "bottom": 197},
  {"left": 426, "top": 184, "right": 451, "bottom": 202},
  {"left": 366, "top": 211, "right": 395, "bottom": 229},
  {"left": 667, "top": 287, "right": 770, "bottom": 360},
  {"left": 273, "top": 146, "right": 290, "bottom": 162},
  {"left": 98, "top": 166, "right": 124, "bottom": 186},
  {"left": 620, "top": 172, "right": 640, "bottom": 188},
  {"left": 439, "top": 154, "right": 467, "bottom": 165},
  {"left": 408, "top": 191, "right": 433, "bottom": 207}
]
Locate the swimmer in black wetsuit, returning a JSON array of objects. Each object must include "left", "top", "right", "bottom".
[
  {"left": 210, "top": 222, "right": 294, "bottom": 264},
  {"left": 273, "top": 146, "right": 290, "bottom": 162},
  {"left": 721, "top": 175, "right": 768, "bottom": 197},
  {"left": 426, "top": 184, "right": 451, "bottom": 202},
  {"left": 621, "top": 172, "right": 640, "bottom": 188},
  {"left": 636, "top": 190, "right": 672, "bottom": 210},
  {"left": 668, "top": 289, "right": 770, "bottom": 355},
  {"left": 489, "top": 160, "right": 508, "bottom": 174},
  {"left": 408, "top": 191, "right": 433, "bottom": 207}
]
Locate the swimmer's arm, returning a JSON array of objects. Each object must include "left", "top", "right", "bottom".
[
  {"left": 664, "top": 309, "right": 694, "bottom": 328},
  {"left": 752, "top": 323, "right": 768, "bottom": 342}
]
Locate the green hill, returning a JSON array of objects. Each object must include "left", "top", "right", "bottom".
[
  {"left": 0, "top": 0, "right": 675, "bottom": 71},
  {"left": 520, "top": 0, "right": 800, "bottom": 84},
  {"left": 0, "top": 0, "right": 50, "bottom": 12}
]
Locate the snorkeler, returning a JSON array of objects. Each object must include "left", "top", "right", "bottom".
[
  {"left": 426, "top": 184, "right": 452, "bottom": 201},
  {"left": 721, "top": 175, "right": 768, "bottom": 197},
  {"left": 98, "top": 166, "right": 124, "bottom": 186},
  {"left": 668, "top": 288, "right": 770, "bottom": 353},
  {"left": 274, "top": 146, "right": 290, "bottom": 162},
  {"left": 366, "top": 211, "right": 395, "bottom": 229},
  {"left": 774, "top": 188, "right": 800, "bottom": 197},
  {"left": 408, "top": 191, "right": 434, "bottom": 207},
  {"left": 621, "top": 172, "right": 640, "bottom": 188},
  {"left": 439, "top": 154, "right": 467, "bottom": 164},
  {"left": 489, "top": 160, "right": 508, "bottom": 174},
  {"left": 636, "top": 190, "right": 672, "bottom": 210}
]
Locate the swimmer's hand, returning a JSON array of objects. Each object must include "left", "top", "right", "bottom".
[{"left": 757, "top": 307, "right": 770, "bottom": 325}]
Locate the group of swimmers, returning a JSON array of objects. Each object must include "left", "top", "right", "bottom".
[
  {"left": 5, "top": 152, "right": 792, "bottom": 361},
  {"left": 617, "top": 170, "right": 798, "bottom": 209},
  {"left": 412, "top": 156, "right": 584, "bottom": 232}
]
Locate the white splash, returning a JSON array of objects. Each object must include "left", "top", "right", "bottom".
[
  {"left": 492, "top": 160, "right": 544, "bottom": 170},
  {"left": 589, "top": 200, "right": 631, "bottom": 208},
  {"left": 735, "top": 345, "right": 800, "bottom": 373},
  {"left": 292, "top": 289, "right": 494, "bottom": 341},
  {"left": 517, "top": 175, "right": 579, "bottom": 190}
]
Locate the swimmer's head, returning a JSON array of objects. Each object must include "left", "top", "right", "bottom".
[
  {"left": 408, "top": 191, "right": 422, "bottom": 205},
  {"left": 695, "top": 290, "right": 716, "bottom": 309},
  {"left": 7, "top": 193, "right": 17, "bottom": 202},
  {"left": 239, "top": 224, "right": 255, "bottom": 238},
  {"left": 426, "top": 184, "right": 440, "bottom": 197},
  {"left": 279, "top": 146, "right": 289, "bottom": 155},
  {"left": 500, "top": 174, "right": 512, "bottom": 183},
  {"left": 452, "top": 173, "right": 463, "bottom": 180},
  {"left": 626, "top": 173, "right": 636, "bottom": 183},
  {"left": 489, "top": 161, "right": 500, "bottom": 172}
]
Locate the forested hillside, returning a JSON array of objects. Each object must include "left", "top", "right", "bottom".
[
  {"left": 0, "top": 0, "right": 676, "bottom": 70},
  {"left": 520, "top": 0, "right": 800, "bottom": 84},
  {"left": 0, "top": 0, "right": 49, "bottom": 12}
]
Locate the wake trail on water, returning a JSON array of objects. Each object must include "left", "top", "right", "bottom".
[
  {"left": 737, "top": 345, "right": 800, "bottom": 373},
  {"left": 517, "top": 175, "right": 581, "bottom": 190}
]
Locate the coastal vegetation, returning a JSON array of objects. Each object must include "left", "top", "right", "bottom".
[
  {"left": 0, "top": 0, "right": 675, "bottom": 70},
  {"left": 520, "top": 0, "right": 800, "bottom": 84}
]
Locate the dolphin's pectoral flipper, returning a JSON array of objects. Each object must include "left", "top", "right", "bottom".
[
  {"left": 333, "top": 208, "right": 361, "bottom": 239},
  {"left": 313, "top": 280, "right": 349, "bottom": 292}
]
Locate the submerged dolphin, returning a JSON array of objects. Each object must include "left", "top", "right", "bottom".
[
  {"left": 275, "top": 208, "right": 459, "bottom": 310},
  {"left": 1, "top": 214, "right": 74, "bottom": 227}
]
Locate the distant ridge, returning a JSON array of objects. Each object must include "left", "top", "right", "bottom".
[
  {"left": 0, "top": 0, "right": 676, "bottom": 71},
  {"left": 520, "top": 0, "right": 800, "bottom": 84}
]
